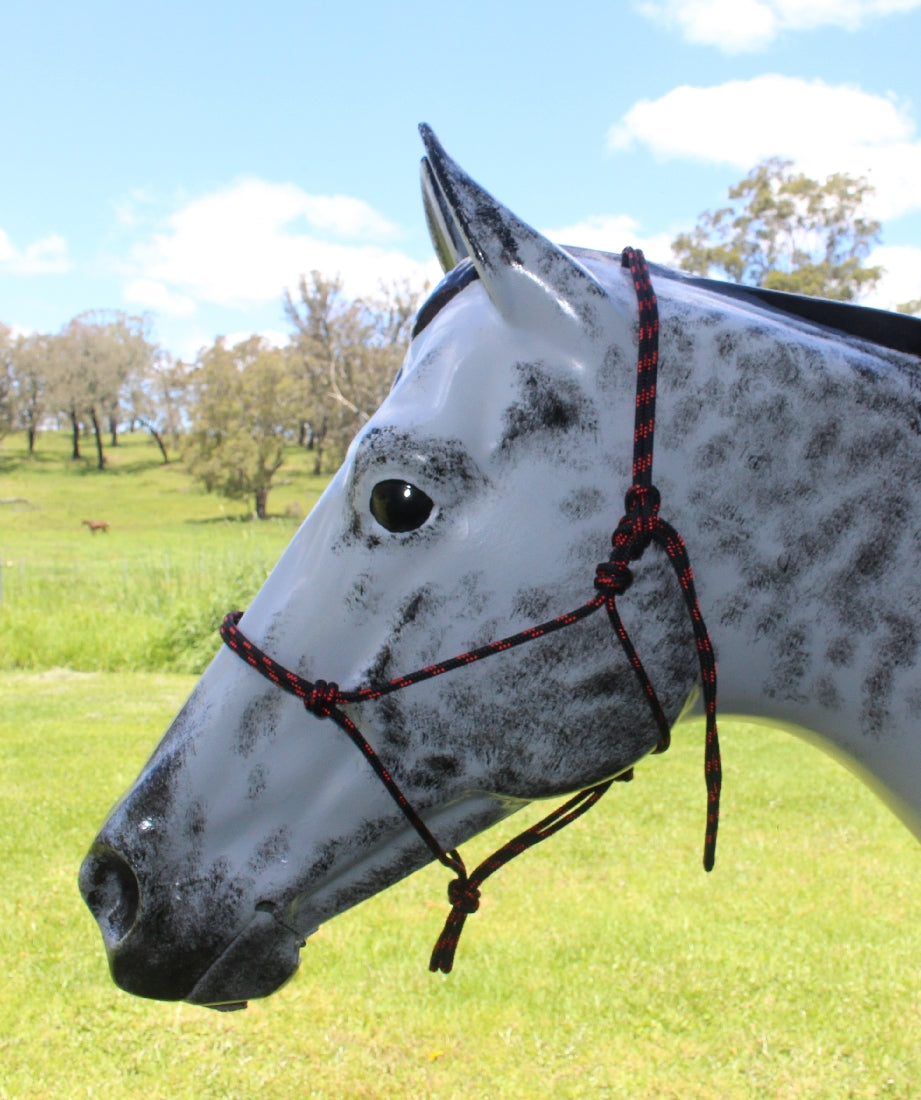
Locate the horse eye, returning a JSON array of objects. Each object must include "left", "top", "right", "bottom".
[{"left": 369, "top": 480, "right": 434, "bottom": 533}]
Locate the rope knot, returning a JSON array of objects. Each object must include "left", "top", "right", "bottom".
[
  {"left": 594, "top": 558, "right": 633, "bottom": 598},
  {"left": 447, "top": 877, "right": 480, "bottom": 915},
  {"left": 306, "top": 679, "right": 339, "bottom": 717},
  {"left": 623, "top": 484, "right": 661, "bottom": 532}
]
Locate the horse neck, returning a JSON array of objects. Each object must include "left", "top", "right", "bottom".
[{"left": 656, "top": 323, "right": 921, "bottom": 838}]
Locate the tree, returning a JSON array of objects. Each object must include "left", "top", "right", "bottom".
[
  {"left": 124, "top": 351, "right": 189, "bottom": 464},
  {"left": 185, "top": 336, "right": 302, "bottom": 519},
  {"left": 0, "top": 324, "right": 16, "bottom": 441},
  {"left": 284, "top": 273, "right": 425, "bottom": 473},
  {"left": 58, "top": 311, "right": 157, "bottom": 469},
  {"left": 10, "top": 331, "right": 52, "bottom": 455},
  {"left": 671, "top": 158, "right": 882, "bottom": 301},
  {"left": 284, "top": 272, "right": 373, "bottom": 474}
]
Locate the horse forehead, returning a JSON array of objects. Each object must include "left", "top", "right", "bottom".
[
  {"left": 390, "top": 283, "right": 618, "bottom": 442},
  {"left": 405, "top": 280, "right": 552, "bottom": 377}
]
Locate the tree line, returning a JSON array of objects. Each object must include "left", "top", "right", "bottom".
[
  {"left": 1, "top": 160, "right": 903, "bottom": 519},
  {"left": 0, "top": 273, "right": 426, "bottom": 519}
]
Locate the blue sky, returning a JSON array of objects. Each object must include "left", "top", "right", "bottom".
[{"left": 2, "top": 0, "right": 920, "bottom": 359}]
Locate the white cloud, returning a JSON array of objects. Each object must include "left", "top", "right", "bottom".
[
  {"left": 0, "top": 228, "right": 73, "bottom": 275},
  {"left": 545, "top": 214, "right": 641, "bottom": 251},
  {"left": 123, "top": 278, "right": 197, "bottom": 316},
  {"left": 126, "top": 178, "right": 438, "bottom": 311},
  {"left": 607, "top": 75, "right": 921, "bottom": 220},
  {"left": 865, "top": 244, "right": 921, "bottom": 311},
  {"left": 5, "top": 323, "right": 35, "bottom": 339},
  {"left": 636, "top": 0, "right": 921, "bottom": 52},
  {"left": 544, "top": 214, "right": 677, "bottom": 265},
  {"left": 220, "top": 329, "right": 290, "bottom": 350}
]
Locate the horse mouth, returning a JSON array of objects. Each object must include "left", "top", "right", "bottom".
[
  {"left": 183, "top": 908, "right": 316, "bottom": 1009},
  {"left": 106, "top": 907, "right": 314, "bottom": 1008}
]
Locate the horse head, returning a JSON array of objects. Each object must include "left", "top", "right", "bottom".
[{"left": 80, "top": 125, "right": 921, "bottom": 1009}]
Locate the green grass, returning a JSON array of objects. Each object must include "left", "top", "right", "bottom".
[
  {"left": 3, "top": 428, "right": 921, "bottom": 1096},
  {"left": 0, "top": 431, "right": 328, "bottom": 671},
  {"left": 2, "top": 673, "right": 921, "bottom": 1098}
]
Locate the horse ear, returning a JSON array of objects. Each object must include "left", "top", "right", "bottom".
[
  {"left": 418, "top": 124, "right": 620, "bottom": 344},
  {"left": 421, "top": 156, "right": 469, "bottom": 273}
]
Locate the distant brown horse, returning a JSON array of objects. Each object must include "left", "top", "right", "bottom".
[{"left": 82, "top": 520, "right": 109, "bottom": 534}]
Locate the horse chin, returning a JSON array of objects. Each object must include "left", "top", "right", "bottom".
[{"left": 182, "top": 910, "right": 314, "bottom": 1010}]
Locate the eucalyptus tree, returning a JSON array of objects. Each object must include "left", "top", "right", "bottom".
[
  {"left": 672, "top": 158, "right": 882, "bottom": 301},
  {"left": 0, "top": 324, "right": 15, "bottom": 441},
  {"left": 124, "top": 352, "right": 190, "bottom": 464},
  {"left": 284, "top": 272, "right": 370, "bottom": 474},
  {"left": 284, "top": 273, "right": 425, "bottom": 474},
  {"left": 59, "top": 310, "right": 156, "bottom": 469},
  {"left": 10, "top": 331, "right": 53, "bottom": 454},
  {"left": 184, "top": 336, "right": 302, "bottom": 519}
]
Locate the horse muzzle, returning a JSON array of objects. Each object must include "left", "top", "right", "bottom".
[{"left": 79, "top": 842, "right": 308, "bottom": 1008}]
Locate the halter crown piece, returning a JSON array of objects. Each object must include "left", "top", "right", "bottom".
[{"left": 220, "top": 248, "right": 722, "bottom": 974}]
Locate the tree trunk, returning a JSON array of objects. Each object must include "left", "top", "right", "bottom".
[
  {"left": 109, "top": 414, "right": 118, "bottom": 448},
  {"left": 26, "top": 425, "right": 37, "bottom": 456},
  {"left": 70, "top": 409, "right": 81, "bottom": 460},
  {"left": 147, "top": 425, "right": 170, "bottom": 464},
  {"left": 89, "top": 407, "right": 106, "bottom": 470},
  {"left": 312, "top": 416, "right": 326, "bottom": 475},
  {"left": 254, "top": 485, "right": 269, "bottom": 520}
]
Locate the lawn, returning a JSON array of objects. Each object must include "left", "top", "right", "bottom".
[
  {"left": 2, "top": 430, "right": 921, "bottom": 1097},
  {"left": 3, "top": 675, "right": 921, "bottom": 1098},
  {"left": 0, "top": 430, "right": 327, "bottom": 672}
]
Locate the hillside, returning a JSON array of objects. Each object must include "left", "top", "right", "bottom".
[{"left": 0, "top": 430, "right": 329, "bottom": 670}]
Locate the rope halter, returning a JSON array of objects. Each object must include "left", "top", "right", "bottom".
[{"left": 220, "top": 247, "right": 722, "bottom": 973}]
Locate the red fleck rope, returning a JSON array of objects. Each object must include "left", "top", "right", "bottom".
[{"left": 219, "top": 247, "right": 721, "bottom": 973}]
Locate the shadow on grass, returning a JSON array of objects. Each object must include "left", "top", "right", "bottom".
[
  {"left": 0, "top": 448, "right": 167, "bottom": 479},
  {"left": 184, "top": 513, "right": 300, "bottom": 526},
  {"left": 0, "top": 449, "right": 85, "bottom": 476}
]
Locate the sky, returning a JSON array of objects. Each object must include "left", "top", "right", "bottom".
[{"left": 2, "top": 0, "right": 920, "bottom": 361}]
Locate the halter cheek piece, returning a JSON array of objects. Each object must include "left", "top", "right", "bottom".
[{"left": 220, "top": 248, "right": 722, "bottom": 974}]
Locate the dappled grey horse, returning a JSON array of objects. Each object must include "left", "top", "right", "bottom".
[{"left": 81, "top": 126, "right": 921, "bottom": 1009}]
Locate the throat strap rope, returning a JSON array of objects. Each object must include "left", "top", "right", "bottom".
[{"left": 219, "top": 247, "right": 721, "bottom": 974}]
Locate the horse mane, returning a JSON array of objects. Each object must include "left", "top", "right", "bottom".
[
  {"left": 414, "top": 247, "right": 920, "bottom": 359},
  {"left": 571, "top": 246, "right": 921, "bottom": 359}
]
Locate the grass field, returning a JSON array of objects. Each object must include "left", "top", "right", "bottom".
[
  {"left": 2, "top": 431, "right": 921, "bottom": 1097},
  {"left": 0, "top": 430, "right": 327, "bottom": 672}
]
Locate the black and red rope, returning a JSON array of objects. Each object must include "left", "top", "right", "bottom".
[{"left": 219, "top": 246, "right": 721, "bottom": 973}]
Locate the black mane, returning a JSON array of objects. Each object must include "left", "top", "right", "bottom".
[
  {"left": 411, "top": 261, "right": 479, "bottom": 339},
  {"left": 413, "top": 249, "right": 921, "bottom": 358}
]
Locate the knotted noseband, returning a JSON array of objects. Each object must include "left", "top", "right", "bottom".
[{"left": 220, "top": 248, "right": 722, "bottom": 973}]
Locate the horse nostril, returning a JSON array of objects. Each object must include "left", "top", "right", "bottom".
[{"left": 79, "top": 847, "right": 140, "bottom": 944}]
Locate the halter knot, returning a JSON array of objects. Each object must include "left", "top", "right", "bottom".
[
  {"left": 599, "top": 483, "right": 663, "bottom": 578},
  {"left": 306, "top": 680, "right": 340, "bottom": 717},
  {"left": 624, "top": 483, "right": 661, "bottom": 524},
  {"left": 594, "top": 558, "right": 634, "bottom": 598},
  {"left": 447, "top": 876, "right": 481, "bottom": 915}
]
